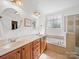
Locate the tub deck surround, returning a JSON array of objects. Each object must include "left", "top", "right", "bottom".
[
  {"left": 0, "top": 34, "right": 46, "bottom": 56},
  {"left": 46, "top": 34, "right": 66, "bottom": 48}
]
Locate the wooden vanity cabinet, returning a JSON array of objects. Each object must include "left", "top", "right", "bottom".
[
  {"left": 0, "top": 57, "right": 2, "bottom": 59},
  {"left": 2, "top": 48, "right": 21, "bottom": 59},
  {"left": 0, "top": 43, "right": 32, "bottom": 59},
  {"left": 22, "top": 43, "right": 32, "bottom": 59},
  {"left": 0, "top": 36, "right": 47, "bottom": 59}
]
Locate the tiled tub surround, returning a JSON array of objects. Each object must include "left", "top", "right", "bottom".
[
  {"left": 47, "top": 38, "right": 65, "bottom": 47},
  {"left": 46, "top": 34, "right": 66, "bottom": 48},
  {"left": 0, "top": 35, "right": 45, "bottom": 56}
]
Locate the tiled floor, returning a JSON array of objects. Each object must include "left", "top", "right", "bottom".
[{"left": 39, "top": 50, "right": 78, "bottom": 59}]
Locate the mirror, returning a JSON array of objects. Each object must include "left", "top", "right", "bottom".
[{"left": 0, "top": 8, "right": 22, "bottom": 31}]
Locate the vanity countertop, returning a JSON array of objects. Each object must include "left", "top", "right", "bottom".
[{"left": 0, "top": 34, "right": 46, "bottom": 56}]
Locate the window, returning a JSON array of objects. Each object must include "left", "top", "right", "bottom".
[{"left": 46, "top": 16, "right": 62, "bottom": 29}]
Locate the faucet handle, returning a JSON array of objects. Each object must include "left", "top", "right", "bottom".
[{"left": 8, "top": 39, "right": 16, "bottom": 42}]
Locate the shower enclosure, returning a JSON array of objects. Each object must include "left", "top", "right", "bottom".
[
  {"left": 67, "top": 14, "right": 79, "bottom": 56},
  {"left": 75, "top": 14, "right": 79, "bottom": 55}
]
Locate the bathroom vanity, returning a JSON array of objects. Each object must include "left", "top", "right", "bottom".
[{"left": 0, "top": 35, "right": 47, "bottom": 59}]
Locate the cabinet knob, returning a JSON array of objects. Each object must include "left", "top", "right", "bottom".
[
  {"left": 17, "top": 51, "right": 20, "bottom": 53},
  {"left": 23, "top": 48, "right": 25, "bottom": 50}
]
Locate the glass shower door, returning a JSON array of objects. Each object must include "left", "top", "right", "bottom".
[
  {"left": 75, "top": 14, "right": 79, "bottom": 59},
  {"left": 75, "top": 14, "right": 79, "bottom": 56},
  {"left": 75, "top": 14, "right": 79, "bottom": 47},
  {"left": 67, "top": 15, "right": 75, "bottom": 33},
  {"left": 67, "top": 14, "right": 79, "bottom": 58}
]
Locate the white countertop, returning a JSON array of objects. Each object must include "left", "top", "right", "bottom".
[{"left": 0, "top": 35, "right": 45, "bottom": 56}]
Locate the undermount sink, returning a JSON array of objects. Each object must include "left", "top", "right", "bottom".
[
  {"left": 0, "top": 34, "right": 44, "bottom": 47},
  {"left": 8, "top": 38, "right": 23, "bottom": 43},
  {"left": 0, "top": 38, "right": 21, "bottom": 47}
]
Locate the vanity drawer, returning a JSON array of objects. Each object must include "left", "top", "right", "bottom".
[
  {"left": 32, "top": 39, "right": 41, "bottom": 59},
  {"left": 33, "top": 39, "right": 40, "bottom": 45},
  {"left": 33, "top": 47, "right": 40, "bottom": 54},
  {"left": 33, "top": 43, "right": 40, "bottom": 49}
]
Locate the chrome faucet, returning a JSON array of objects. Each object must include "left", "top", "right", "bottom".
[{"left": 8, "top": 39, "right": 16, "bottom": 43}]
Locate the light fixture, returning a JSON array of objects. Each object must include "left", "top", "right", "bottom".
[
  {"left": 16, "top": 0, "right": 22, "bottom": 6},
  {"left": 10, "top": 0, "right": 16, "bottom": 3},
  {"left": 10, "top": 0, "right": 22, "bottom": 6},
  {"left": 32, "top": 11, "right": 40, "bottom": 17}
]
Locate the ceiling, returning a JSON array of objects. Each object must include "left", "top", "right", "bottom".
[
  {"left": 2, "top": 0, "right": 79, "bottom": 15},
  {"left": 34, "top": 0, "right": 79, "bottom": 14}
]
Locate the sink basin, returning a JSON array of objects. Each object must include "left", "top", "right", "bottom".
[
  {"left": 0, "top": 38, "right": 21, "bottom": 47},
  {"left": 0, "top": 34, "right": 45, "bottom": 47}
]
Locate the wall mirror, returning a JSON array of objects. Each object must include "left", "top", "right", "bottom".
[{"left": 0, "top": 8, "right": 22, "bottom": 31}]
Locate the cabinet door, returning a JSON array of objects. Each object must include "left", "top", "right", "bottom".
[
  {"left": 22, "top": 43, "right": 31, "bottom": 59},
  {"left": 41, "top": 38, "right": 44, "bottom": 53},
  {"left": 43, "top": 37, "right": 47, "bottom": 50},
  {"left": 2, "top": 48, "right": 21, "bottom": 59},
  {"left": 0, "top": 57, "right": 2, "bottom": 59},
  {"left": 41, "top": 37, "right": 47, "bottom": 54}
]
